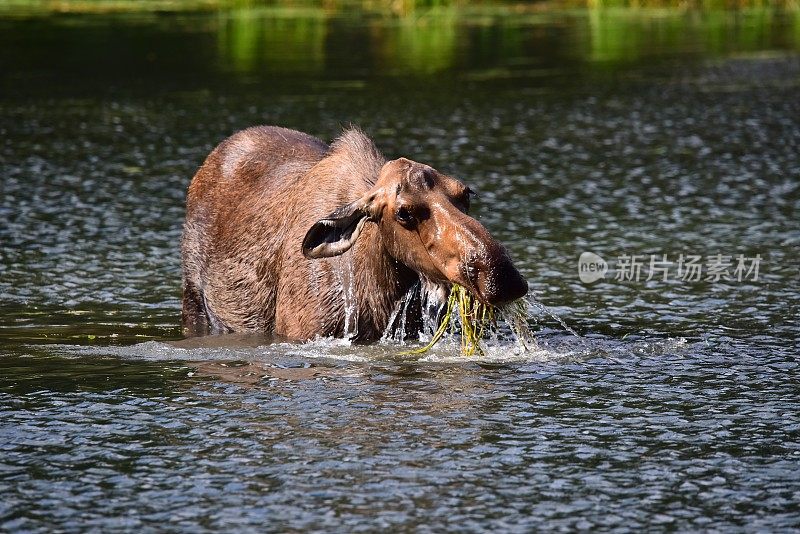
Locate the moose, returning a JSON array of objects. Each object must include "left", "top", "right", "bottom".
[{"left": 181, "top": 126, "right": 527, "bottom": 341}]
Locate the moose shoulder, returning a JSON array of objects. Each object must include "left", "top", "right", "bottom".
[{"left": 181, "top": 126, "right": 527, "bottom": 340}]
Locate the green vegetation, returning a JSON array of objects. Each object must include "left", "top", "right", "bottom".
[
  {"left": 401, "top": 283, "right": 498, "bottom": 356},
  {"left": 1, "top": 0, "right": 798, "bottom": 15},
  {"left": 402, "top": 284, "right": 532, "bottom": 357},
  {"left": 210, "top": 5, "right": 800, "bottom": 78},
  {"left": 4, "top": 0, "right": 799, "bottom": 73},
  {"left": 217, "top": 9, "right": 327, "bottom": 73}
]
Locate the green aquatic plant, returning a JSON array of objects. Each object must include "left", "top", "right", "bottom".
[{"left": 401, "top": 283, "right": 531, "bottom": 357}]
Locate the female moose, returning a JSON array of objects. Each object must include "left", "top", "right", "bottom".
[{"left": 181, "top": 126, "right": 527, "bottom": 340}]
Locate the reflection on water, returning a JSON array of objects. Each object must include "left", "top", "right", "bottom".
[
  {"left": 218, "top": 9, "right": 328, "bottom": 74},
  {"left": 1, "top": 4, "right": 799, "bottom": 532},
  {"left": 1, "top": 6, "right": 800, "bottom": 94}
]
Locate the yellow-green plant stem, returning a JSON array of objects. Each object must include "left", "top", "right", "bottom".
[
  {"left": 398, "top": 285, "right": 457, "bottom": 355},
  {"left": 400, "top": 283, "right": 499, "bottom": 356}
]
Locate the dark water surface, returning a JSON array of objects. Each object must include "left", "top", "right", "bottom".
[{"left": 1, "top": 5, "right": 800, "bottom": 532}]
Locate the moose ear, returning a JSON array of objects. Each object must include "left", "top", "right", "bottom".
[{"left": 302, "top": 195, "right": 379, "bottom": 259}]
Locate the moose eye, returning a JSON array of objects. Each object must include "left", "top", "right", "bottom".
[
  {"left": 458, "top": 188, "right": 475, "bottom": 213},
  {"left": 396, "top": 206, "right": 416, "bottom": 226}
]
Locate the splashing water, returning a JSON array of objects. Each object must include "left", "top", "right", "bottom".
[
  {"left": 383, "top": 284, "right": 584, "bottom": 357},
  {"left": 420, "top": 279, "right": 447, "bottom": 338},
  {"left": 335, "top": 253, "right": 359, "bottom": 340},
  {"left": 523, "top": 293, "right": 582, "bottom": 338},
  {"left": 381, "top": 281, "right": 419, "bottom": 343},
  {"left": 381, "top": 280, "right": 446, "bottom": 344},
  {"left": 394, "top": 284, "right": 532, "bottom": 356}
]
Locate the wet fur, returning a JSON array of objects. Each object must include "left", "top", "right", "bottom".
[{"left": 181, "top": 126, "right": 420, "bottom": 340}]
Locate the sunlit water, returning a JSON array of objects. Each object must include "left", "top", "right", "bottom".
[{"left": 1, "top": 5, "right": 799, "bottom": 531}]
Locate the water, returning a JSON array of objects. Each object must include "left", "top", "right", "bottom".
[{"left": 1, "top": 4, "right": 800, "bottom": 531}]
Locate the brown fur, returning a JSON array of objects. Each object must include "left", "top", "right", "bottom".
[{"left": 181, "top": 126, "right": 527, "bottom": 340}]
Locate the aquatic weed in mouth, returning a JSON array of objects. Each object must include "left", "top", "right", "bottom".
[{"left": 401, "top": 284, "right": 532, "bottom": 356}]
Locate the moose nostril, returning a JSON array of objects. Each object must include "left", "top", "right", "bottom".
[
  {"left": 477, "top": 259, "right": 528, "bottom": 305},
  {"left": 505, "top": 265, "right": 529, "bottom": 302},
  {"left": 461, "top": 262, "right": 479, "bottom": 286}
]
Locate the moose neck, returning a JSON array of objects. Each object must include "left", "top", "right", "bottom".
[
  {"left": 343, "top": 225, "right": 419, "bottom": 342},
  {"left": 311, "top": 127, "right": 420, "bottom": 340}
]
